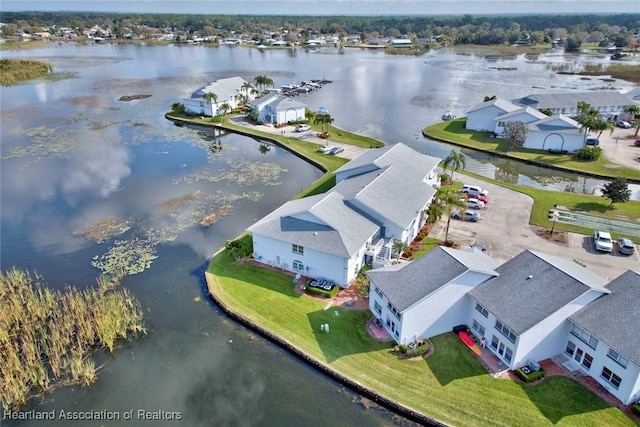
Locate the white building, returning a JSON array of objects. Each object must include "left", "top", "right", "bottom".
[
  {"left": 248, "top": 143, "right": 441, "bottom": 287},
  {"left": 249, "top": 92, "right": 306, "bottom": 125},
  {"left": 465, "top": 98, "right": 521, "bottom": 133},
  {"left": 182, "top": 76, "right": 253, "bottom": 117},
  {"left": 523, "top": 115, "right": 584, "bottom": 152},
  {"left": 367, "top": 246, "right": 499, "bottom": 344}
]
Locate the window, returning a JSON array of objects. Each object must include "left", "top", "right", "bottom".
[
  {"left": 504, "top": 347, "right": 513, "bottom": 363},
  {"left": 374, "top": 286, "right": 383, "bottom": 298},
  {"left": 495, "top": 319, "right": 517, "bottom": 344},
  {"left": 374, "top": 301, "right": 382, "bottom": 315},
  {"left": 475, "top": 303, "right": 489, "bottom": 318},
  {"left": 387, "top": 302, "right": 401, "bottom": 319},
  {"left": 490, "top": 335, "right": 499, "bottom": 350},
  {"left": 570, "top": 324, "right": 599, "bottom": 349},
  {"left": 292, "top": 260, "right": 304, "bottom": 271},
  {"left": 565, "top": 341, "right": 576, "bottom": 357},
  {"left": 601, "top": 367, "right": 622, "bottom": 389},
  {"left": 582, "top": 353, "right": 593, "bottom": 370},
  {"left": 292, "top": 244, "right": 304, "bottom": 255},
  {"left": 472, "top": 319, "right": 485, "bottom": 336},
  {"left": 607, "top": 349, "right": 628, "bottom": 369}
]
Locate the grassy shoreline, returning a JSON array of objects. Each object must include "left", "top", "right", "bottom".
[
  {"left": 205, "top": 243, "right": 635, "bottom": 426},
  {"left": 424, "top": 118, "right": 640, "bottom": 182}
]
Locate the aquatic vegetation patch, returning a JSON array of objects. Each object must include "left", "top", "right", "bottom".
[
  {"left": 72, "top": 216, "right": 131, "bottom": 243},
  {"left": 91, "top": 239, "right": 158, "bottom": 276},
  {"left": 0, "top": 268, "right": 145, "bottom": 411},
  {"left": 175, "top": 159, "right": 286, "bottom": 186}
]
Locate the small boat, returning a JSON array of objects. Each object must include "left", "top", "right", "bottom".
[
  {"left": 442, "top": 111, "right": 455, "bottom": 121},
  {"left": 458, "top": 331, "right": 482, "bottom": 356}
]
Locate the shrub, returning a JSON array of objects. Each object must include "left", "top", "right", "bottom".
[
  {"left": 411, "top": 342, "right": 429, "bottom": 357},
  {"left": 304, "top": 284, "right": 339, "bottom": 298},
  {"left": 440, "top": 173, "right": 451, "bottom": 183},
  {"left": 398, "top": 344, "right": 408, "bottom": 354},
  {"left": 514, "top": 366, "right": 546, "bottom": 382},
  {"left": 402, "top": 249, "right": 414, "bottom": 258},
  {"left": 574, "top": 146, "right": 602, "bottom": 161},
  {"left": 632, "top": 403, "right": 640, "bottom": 416}
]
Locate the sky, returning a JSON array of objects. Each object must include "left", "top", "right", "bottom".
[{"left": 2, "top": 1, "right": 636, "bottom": 16}]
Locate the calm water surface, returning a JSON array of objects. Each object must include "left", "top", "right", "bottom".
[{"left": 1, "top": 43, "right": 637, "bottom": 426}]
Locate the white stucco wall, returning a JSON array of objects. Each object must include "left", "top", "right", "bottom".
[
  {"left": 467, "top": 106, "right": 504, "bottom": 132},
  {"left": 524, "top": 131, "right": 585, "bottom": 153},
  {"left": 251, "top": 233, "right": 367, "bottom": 287},
  {"left": 183, "top": 98, "right": 211, "bottom": 116},
  {"left": 276, "top": 106, "right": 305, "bottom": 124}
]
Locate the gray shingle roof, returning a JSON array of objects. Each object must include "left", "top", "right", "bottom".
[
  {"left": 366, "top": 246, "right": 499, "bottom": 312},
  {"left": 512, "top": 91, "right": 633, "bottom": 110},
  {"left": 266, "top": 95, "right": 306, "bottom": 110},
  {"left": 468, "top": 250, "right": 609, "bottom": 335},
  {"left": 496, "top": 107, "right": 547, "bottom": 122},
  {"left": 333, "top": 144, "right": 439, "bottom": 230},
  {"left": 569, "top": 270, "right": 640, "bottom": 367},
  {"left": 247, "top": 192, "right": 379, "bottom": 258},
  {"left": 527, "top": 115, "right": 581, "bottom": 134},
  {"left": 192, "top": 76, "right": 248, "bottom": 100}
]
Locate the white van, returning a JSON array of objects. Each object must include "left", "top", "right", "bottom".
[{"left": 462, "top": 184, "right": 488, "bottom": 196}]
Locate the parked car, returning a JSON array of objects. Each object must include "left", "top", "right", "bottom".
[
  {"left": 329, "top": 146, "right": 344, "bottom": 155},
  {"left": 593, "top": 230, "right": 613, "bottom": 253},
  {"left": 466, "top": 198, "right": 485, "bottom": 209},
  {"left": 617, "top": 121, "right": 632, "bottom": 129},
  {"left": 451, "top": 209, "right": 481, "bottom": 222},
  {"left": 318, "top": 145, "right": 333, "bottom": 154},
  {"left": 466, "top": 192, "right": 489, "bottom": 203},
  {"left": 462, "top": 184, "right": 489, "bottom": 196},
  {"left": 585, "top": 138, "right": 600, "bottom": 146},
  {"left": 295, "top": 124, "right": 311, "bottom": 132},
  {"left": 634, "top": 139, "right": 640, "bottom": 147},
  {"left": 616, "top": 237, "right": 636, "bottom": 255}
]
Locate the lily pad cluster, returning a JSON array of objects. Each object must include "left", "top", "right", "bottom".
[{"left": 72, "top": 216, "right": 131, "bottom": 243}]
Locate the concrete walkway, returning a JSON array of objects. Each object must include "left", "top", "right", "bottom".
[{"left": 429, "top": 171, "right": 639, "bottom": 281}]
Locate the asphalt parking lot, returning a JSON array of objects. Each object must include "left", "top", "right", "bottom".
[{"left": 429, "top": 174, "right": 639, "bottom": 281}]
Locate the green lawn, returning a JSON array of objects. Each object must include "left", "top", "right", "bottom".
[
  {"left": 425, "top": 119, "right": 640, "bottom": 181},
  {"left": 206, "top": 246, "right": 634, "bottom": 427}
]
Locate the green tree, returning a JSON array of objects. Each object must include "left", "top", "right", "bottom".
[
  {"left": 203, "top": 92, "right": 218, "bottom": 115},
  {"left": 565, "top": 35, "right": 582, "bottom": 52},
  {"left": 392, "top": 240, "right": 409, "bottom": 261},
  {"left": 503, "top": 121, "right": 528, "bottom": 151},
  {"left": 601, "top": 178, "right": 631, "bottom": 205},
  {"left": 443, "top": 150, "right": 466, "bottom": 179},
  {"left": 171, "top": 102, "right": 185, "bottom": 114},
  {"left": 253, "top": 75, "right": 274, "bottom": 92},
  {"left": 425, "top": 202, "right": 443, "bottom": 224},
  {"left": 241, "top": 81, "right": 254, "bottom": 103},
  {"left": 624, "top": 105, "right": 640, "bottom": 137},
  {"left": 313, "top": 113, "right": 334, "bottom": 134},
  {"left": 435, "top": 187, "right": 467, "bottom": 245},
  {"left": 483, "top": 95, "right": 497, "bottom": 102}
]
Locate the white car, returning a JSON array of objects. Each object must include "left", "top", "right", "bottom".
[
  {"left": 318, "top": 145, "right": 333, "bottom": 154},
  {"left": 462, "top": 184, "right": 489, "bottom": 196},
  {"left": 593, "top": 230, "right": 613, "bottom": 253},
  {"left": 617, "top": 121, "right": 631, "bottom": 129},
  {"left": 295, "top": 124, "right": 311, "bottom": 132},
  {"left": 466, "top": 198, "right": 485, "bottom": 209}
]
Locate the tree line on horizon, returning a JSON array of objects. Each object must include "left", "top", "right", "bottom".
[{"left": 2, "top": 12, "right": 639, "bottom": 49}]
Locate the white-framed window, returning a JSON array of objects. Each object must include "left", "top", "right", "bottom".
[
  {"left": 472, "top": 319, "right": 485, "bottom": 336},
  {"left": 570, "top": 324, "right": 599, "bottom": 349},
  {"left": 607, "top": 348, "right": 628, "bottom": 369},
  {"left": 387, "top": 302, "right": 401, "bottom": 319},
  {"left": 374, "top": 286, "right": 383, "bottom": 298},
  {"left": 292, "top": 260, "right": 304, "bottom": 271},
  {"left": 475, "top": 303, "right": 489, "bottom": 318},
  {"left": 495, "top": 319, "right": 517, "bottom": 344},
  {"left": 374, "top": 301, "right": 382, "bottom": 315},
  {"left": 292, "top": 244, "right": 304, "bottom": 255},
  {"left": 565, "top": 340, "right": 576, "bottom": 357},
  {"left": 601, "top": 366, "right": 622, "bottom": 389}
]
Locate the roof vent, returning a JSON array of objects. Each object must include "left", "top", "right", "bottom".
[{"left": 527, "top": 275, "right": 533, "bottom": 280}]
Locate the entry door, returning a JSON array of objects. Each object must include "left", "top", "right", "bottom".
[{"left": 498, "top": 341, "right": 506, "bottom": 357}]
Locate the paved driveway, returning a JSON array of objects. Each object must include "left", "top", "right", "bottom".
[{"left": 429, "top": 173, "right": 639, "bottom": 281}]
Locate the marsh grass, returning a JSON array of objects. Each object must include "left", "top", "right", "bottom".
[
  {"left": 0, "top": 268, "right": 145, "bottom": 411},
  {"left": 0, "top": 59, "right": 52, "bottom": 86}
]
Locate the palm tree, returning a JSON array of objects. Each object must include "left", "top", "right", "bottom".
[
  {"left": 392, "top": 240, "right": 409, "bottom": 261},
  {"left": 203, "top": 92, "right": 218, "bottom": 115},
  {"left": 425, "top": 202, "right": 443, "bottom": 224},
  {"left": 313, "top": 113, "right": 334, "bottom": 134},
  {"left": 219, "top": 103, "right": 231, "bottom": 120},
  {"left": 254, "top": 75, "right": 274, "bottom": 92},
  {"left": 436, "top": 187, "right": 467, "bottom": 245},
  {"left": 443, "top": 149, "right": 466, "bottom": 179},
  {"left": 624, "top": 105, "right": 640, "bottom": 137},
  {"left": 241, "top": 81, "right": 254, "bottom": 102}
]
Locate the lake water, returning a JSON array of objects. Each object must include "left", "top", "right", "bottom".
[{"left": 0, "top": 42, "right": 637, "bottom": 426}]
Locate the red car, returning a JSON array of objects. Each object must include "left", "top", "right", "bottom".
[
  {"left": 467, "top": 193, "right": 489, "bottom": 204},
  {"left": 635, "top": 139, "right": 640, "bottom": 147}
]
